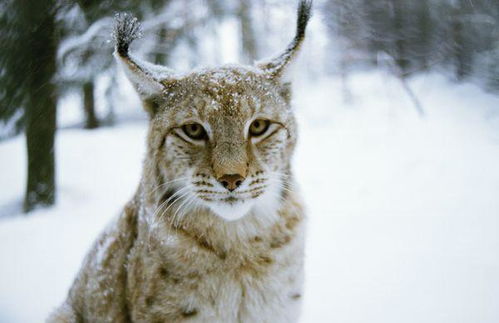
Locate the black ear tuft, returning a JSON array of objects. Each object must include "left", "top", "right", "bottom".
[
  {"left": 113, "top": 12, "right": 142, "bottom": 57},
  {"left": 295, "top": 0, "right": 313, "bottom": 44},
  {"left": 257, "top": 0, "right": 312, "bottom": 78}
]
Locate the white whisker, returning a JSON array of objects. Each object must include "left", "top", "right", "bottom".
[
  {"left": 148, "top": 176, "right": 190, "bottom": 196},
  {"left": 172, "top": 194, "right": 197, "bottom": 227},
  {"left": 161, "top": 190, "right": 192, "bottom": 223},
  {"left": 152, "top": 186, "right": 191, "bottom": 226}
]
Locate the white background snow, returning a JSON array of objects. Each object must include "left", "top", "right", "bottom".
[{"left": 1, "top": 70, "right": 499, "bottom": 322}]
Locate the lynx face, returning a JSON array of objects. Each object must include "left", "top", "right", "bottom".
[
  {"left": 113, "top": 1, "right": 310, "bottom": 221},
  {"left": 149, "top": 67, "right": 296, "bottom": 221}
]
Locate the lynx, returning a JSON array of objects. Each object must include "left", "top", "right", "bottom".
[{"left": 49, "top": 1, "right": 311, "bottom": 322}]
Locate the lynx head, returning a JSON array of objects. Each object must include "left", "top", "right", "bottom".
[{"left": 113, "top": 1, "right": 311, "bottom": 221}]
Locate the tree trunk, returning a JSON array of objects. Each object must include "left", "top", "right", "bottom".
[
  {"left": 21, "top": 0, "right": 58, "bottom": 212},
  {"left": 238, "top": 0, "right": 258, "bottom": 64},
  {"left": 154, "top": 27, "right": 171, "bottom": 65},
  {"left": 452, "top": 16, "right": 470, "bottom": 80},
  {"left": 393, "top": 0, "right": 409, "bottom": 74},
  {"left": 417, "top": 0, "right": 431, "bottom": 71},
  {"left": 83, "top": 80, "right": 99, "bottom": 129},
  {"left": 104, "top": 73, "right": 118, "bottom": 126}
]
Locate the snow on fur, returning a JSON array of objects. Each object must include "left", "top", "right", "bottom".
[{"left": 113, "top": 12, "right": 142, "bottom": 57}]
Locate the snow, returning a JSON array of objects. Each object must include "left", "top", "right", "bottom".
[{"left": 1, "top": 71, "right": 499, "bottom": 322}]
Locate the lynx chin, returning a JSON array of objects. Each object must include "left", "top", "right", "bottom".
[{"left": 49, "top": 1, "right": 312, "bottom": 322}]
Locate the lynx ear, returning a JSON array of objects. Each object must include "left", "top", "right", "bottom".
[
  {"left": 256, "top": 0, "right": 312, "bottom": 81},
  {"left": 113, "top": 13, "right": 175, "bottom": 102}
]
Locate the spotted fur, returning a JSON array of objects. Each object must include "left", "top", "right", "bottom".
[{"left": 48, "top": 1, "right": 311, "bottom": 322}]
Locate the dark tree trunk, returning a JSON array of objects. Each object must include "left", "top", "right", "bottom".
[
  {"left": 452, "top": 17, "right": 471, "bottom": 80},
  {"left": 21, "top": 0, "right": 58, "bottom": 212},
  {"left": 83, "top": 80, "right": 99, "bottom": 129},
  {"left": 393, "top": 0, "right": 409, "bottom": 74},
  {"left": 417, "top": 0, "right": 431, "bottom": 71},
  {"left": 450, "top": 0, "right": 472, "bottom": 80}
]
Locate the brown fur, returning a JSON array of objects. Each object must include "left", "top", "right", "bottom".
[
  {"left": 48, "top": 187, "right": 305, "bottom": 322},
  {"left": 49, "top": 2, "right": 312, "bottom": 322}
]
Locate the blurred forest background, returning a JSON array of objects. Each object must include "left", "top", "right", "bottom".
[
  {"left": 1, "top": 0, "right": 499, "bottom": 213},
  {"left": 2, "top": 1, "right": 499, "bottom": 322}
]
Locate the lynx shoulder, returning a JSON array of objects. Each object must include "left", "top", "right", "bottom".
[{"left": 48, "top": 1, "right": 312, "bottom": 322}]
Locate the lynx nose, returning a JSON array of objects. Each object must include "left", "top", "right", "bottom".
[{"left": 218, "top": 174, "right": 245, "bottom": 192}]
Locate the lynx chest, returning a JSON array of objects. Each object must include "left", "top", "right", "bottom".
[{"left": 127, "top": 228, "right": 304, "bottom": 323}]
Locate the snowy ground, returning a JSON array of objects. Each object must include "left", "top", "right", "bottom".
[{"left": 1, "top": 72, "right": 499, "bottom": 322}]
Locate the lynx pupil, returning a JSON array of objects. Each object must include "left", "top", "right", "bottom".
[
  {"left": 183, "top": 123, "right": 206, "bottom": 140},
  {"left": 249, "top": 119, "right": 270, "bottom": 137}
]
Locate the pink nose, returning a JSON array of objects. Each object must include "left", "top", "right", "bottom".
[{"left": 218, "top": 174, "right": 245, "bottom": 192}]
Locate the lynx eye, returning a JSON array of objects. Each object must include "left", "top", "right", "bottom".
[
  {"left": 249, "top": 119, "right": 270, "bottom": 137},
  {"left": 182, "top": 123, "right": 207, "bottom": 140}
]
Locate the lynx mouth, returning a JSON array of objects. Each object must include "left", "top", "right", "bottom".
[{"left": 189, "top": 175, "right": 277, "bottom": 221}]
